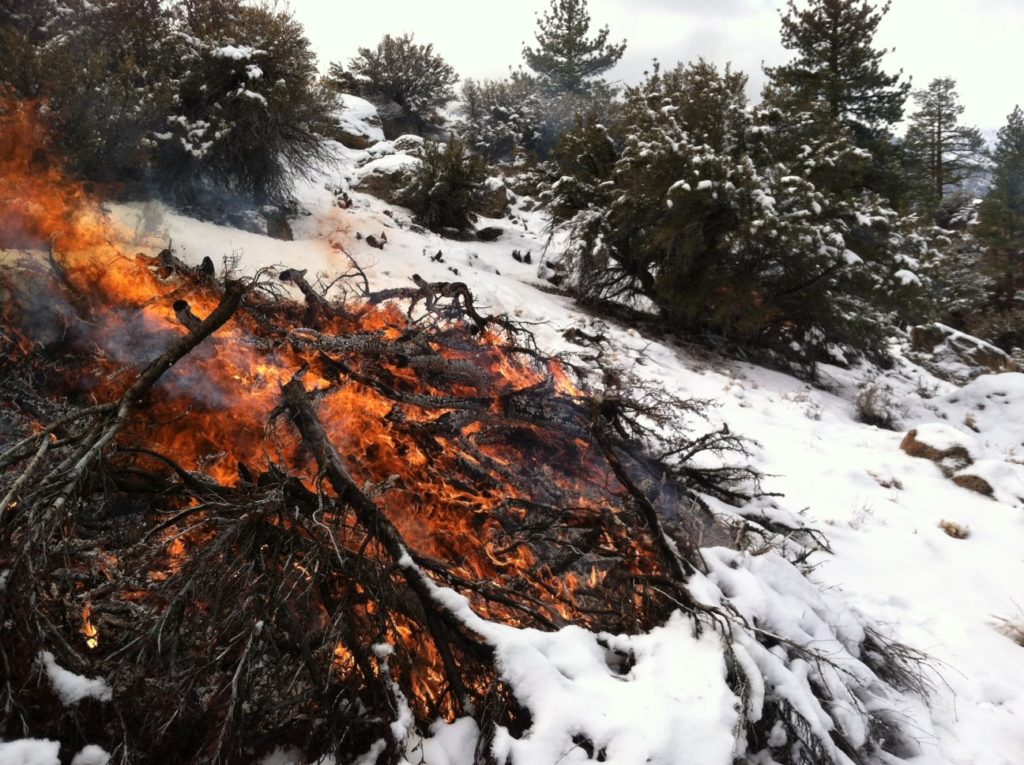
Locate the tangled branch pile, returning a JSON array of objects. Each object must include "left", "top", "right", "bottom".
[{"left": 0, "top": 246, "right": 932, "bottom": 764}]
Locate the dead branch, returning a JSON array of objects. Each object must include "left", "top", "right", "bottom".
[{"left": 44, "top": 281, "right": 245, "bottom": 514}]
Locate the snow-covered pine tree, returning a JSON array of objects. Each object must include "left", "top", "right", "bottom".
[
  {"left": 765, "top": 0, "right": 909, "bottom": 136},
  {"left": 763, "top": 0, "right": 910, "bottom": 203},
  {"left": 549, "top": 61, "right": 925, "bottom": 373},
  {"left": 979, "top": 107, "right": 1024, "bottom": 258},
  {"left": 904, "top": 78, "right": 988, "bottom": 217},
  {"left": 457, "top": 74, "right": 544, "bottom": 162},
  {"left": 338, "top": 33, "right": 458, "bottom": 131},
  {"left": 978, "top": 106, "right": 1024, "bottom": 316},
  {"left": 522, "top": 0, "right": 626, "bottom": 95}
]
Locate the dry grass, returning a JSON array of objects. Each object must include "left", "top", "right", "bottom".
[
  {"left": 995, "top": 616, "right": 1024, "bottom": 647},
  {"left": 938, "top": 520, "right": 970, "bottom": 539}
]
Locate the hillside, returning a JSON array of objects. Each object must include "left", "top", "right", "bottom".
[
  {"left": 1, "top": 112, "right": 1022, "bottom": 765},
  {"left": 113, "top": 127, "right": 1024, "bottom": 763}
]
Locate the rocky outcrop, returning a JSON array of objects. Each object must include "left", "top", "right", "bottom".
[
  {"left": 909, "top": 323, "right": 1017, "bottom": 383},
  {"left": 477, "top": 177, "right": 511, "bottom": 219},
  {"left": 352, "top": 154, "right": 420, "bottom": 205}
]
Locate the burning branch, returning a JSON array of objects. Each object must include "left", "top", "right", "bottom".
[
  {"left": 43, "top": 280, "right": 246, "bottom": 514},
  {"left": 281, "top": 376, "right": 491, "bottom": 714},
  {"left": 0, "top": 239, "right": 932, "bottom": 764}
]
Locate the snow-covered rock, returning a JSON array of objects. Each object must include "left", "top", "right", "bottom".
[{"left": 332, "top": 94, "right": 385, "bottom": 149}]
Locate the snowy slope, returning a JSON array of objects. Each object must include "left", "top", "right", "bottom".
[{"left": 19, "top": 135, "right": 1018, "bottom": 765}]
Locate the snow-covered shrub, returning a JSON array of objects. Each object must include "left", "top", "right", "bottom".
[
  {"left": 332, "top": 33, "right": 458, "bottom": 132},
  {"left": 0, "top": 0, "right": 334, "bottom": 206},
  {"left": 151, "top": 2, "right": 335, "bottom": 206},
  {"left": 398, "top": 139, "right": 487, "bottom": 232},
  {"left": 2, "top": 0, "right": 177, "bottom": 183},
  {"left": 457, "top": 75, "right": 544, "bottom": 162},
  {"left": 548, "top": 61, "right": 925, "bottom": 372}
]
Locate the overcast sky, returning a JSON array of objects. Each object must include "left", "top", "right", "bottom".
[{"left": 291, "top": 0, "right": 1024, "bottom": 131}]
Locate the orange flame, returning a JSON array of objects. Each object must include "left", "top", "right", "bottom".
[
  {"left": 81, "top": 602, "right": 99, "bottom": 650},
  {"left": 1, "top": 97, "right": 664, "bottom": 716}
]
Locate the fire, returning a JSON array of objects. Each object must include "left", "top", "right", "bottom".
[
  {"left": 0, "top": 97, "right": 670, "bottom": 724},
  {"left": 81, "top": 602, "right": 99, "bottom": 650},
  {"left": 0, "top": 100, "right": 108, "bottom": 252}
]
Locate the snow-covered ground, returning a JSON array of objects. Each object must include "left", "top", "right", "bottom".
[{"left": 6, "top": 130, "right": 1023, "bottom": 764}]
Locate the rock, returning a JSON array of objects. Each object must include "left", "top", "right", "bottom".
[
  {"left": 900, "top": 424, "right": 975, "bottom": 476},
  {"left": 909, "top": 324, "right": 947, "bottom": 352},
  {"left": 478, "top": 178, "right": 510, "bottom": 218},
  {"left": 476, "top": 227, "right": 503, "bottom": 242},
  {"left": 330, "top": 94, "right": 385, "bottom": 149},
  {"left": 908, "top": 322, "right": 1017, "bottom": 383},
  {"left": 432, "top": 227, "right": 474, "bottom": 241},
  {"left": 353, "top": 154, "right": 420, "bottom": 205},
  {"left": 265, "top": 211, "right": 293, "bottom": 241},
  {"left": 391, "top": 134, "right": 426, "bottom": 156},
  {"left": 951, "top": 473, "right": 995, "bottom": 497}
]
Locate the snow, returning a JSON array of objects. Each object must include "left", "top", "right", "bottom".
[
  {"left": 894, "top": 268, "right": 922, "bottom": 286},
  {"left": 69, "top": 746, "right": 110, "bottom": 765},
  {"left": 210, "top": 44, "right": 259, "bottom": 60},
  {"left": 91, "top": 135, "right": 1024, "bottom": 764},
  {"left": 39, "top": 651, "right": 112, "bottom": 706},
  {"left": 356, "top": 153, "right": 419, "bottom": 177},
  {"left": 0, "top": 740, "right": 59, "bottom": 765},
  {"left": 336, "top": 94, "right": 385, "bottom": 144}
]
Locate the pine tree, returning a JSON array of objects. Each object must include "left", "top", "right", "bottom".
[
  {"left": 549, "top": 61, "right": 924, "bottom": 373},
  {"left": 522, "top": 0, "right": 626, "bottom": 94},
  {"left": 340, "top": 33, "right": 458, "bottom": 124},
  {"left": 765, "top": 0, "right": 909, "bottom": 139},
  {"left": 904, "top": 78, "right": 987, "bottom": 214},
  {"left": 978, "top": 106, "right": 1024, "bottom": 305}
]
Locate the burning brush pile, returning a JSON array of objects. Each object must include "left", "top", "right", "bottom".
[{"left": 0, "top": 101, "right": 932, "bottom": 765}]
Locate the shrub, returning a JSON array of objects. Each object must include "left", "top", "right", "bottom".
[
  {"left": 458, "top": 75, "right": 543, "bottom": 162},
  {"left": 937, "top": 520, "right": 970, "bottom": 539},
  {"left": 151, "top": 2, "right": 336, "bottom": 206},
  {"left": 0, "top": 0, "right": 334, "bottom": 206},
  {"left": 548, "top": 61, "right": 925, "bottom": 372},
  {"left": 995, "top": 613, "right": 1024, "bottom": 646},
  {"left": 854, "top": 381, "right": 903, "bottom": 430},
  {"left": 336, "top": 33, "right": 458, "bottom": 127},
  {"left": 398, "top": 140, "right": 487, "bottom": 232}
]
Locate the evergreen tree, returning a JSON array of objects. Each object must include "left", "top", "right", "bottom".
[
  {"left": 522, "top": 0, "right": 626, "bottom": 94},
  {"left": 978, "top": 106, "right": 1024, "bottom": 305},
  {"left": 457, "top": 74, "right": 543, "bottom": 161},
  {"left": 398, "top": 139, "right": 487, "bottom": 232},
  {"left": 152, "top": 1, "right": 335, "bottom": 205},
  {"left": 548, "top": 61, "right": 924, "bottom": 373},
  {"left": 904, "top": 78, "right": 987, "bottom": 215},
  {"left": 339, "top": 33, "right": 458, "bottom": 126},
  {"left": 765, "top": 0, "right": 909, "bottom": 138}
]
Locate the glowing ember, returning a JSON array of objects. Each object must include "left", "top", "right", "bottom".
[{"left": 81, "top": 603, "right": 99, "bottom": 650}]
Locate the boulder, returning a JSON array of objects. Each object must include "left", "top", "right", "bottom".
[
  {"left": 331, "top": 94, "right": 385, "bottom": 149},
  {"left": 909, "top": 322, "right": 1017, "bottom": 383},
  {"left": 391, "top": 134, "right": 426, "bottom": 157},
  {"left": 478, "top": 177, "right": 511, "bottom": 218},
  {"left": 951, "top": 473, "right": 995, "bottom": 497},
  {"left": 476, "top": 227, "right": 503, "bottom": 242},
  {"left": 353, "top": 154, "right": 420, "bottom": 205}
]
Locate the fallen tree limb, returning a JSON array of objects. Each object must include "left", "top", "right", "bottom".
[{"left": 281, "top": 377, "right": 492, "bottom": 714}]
